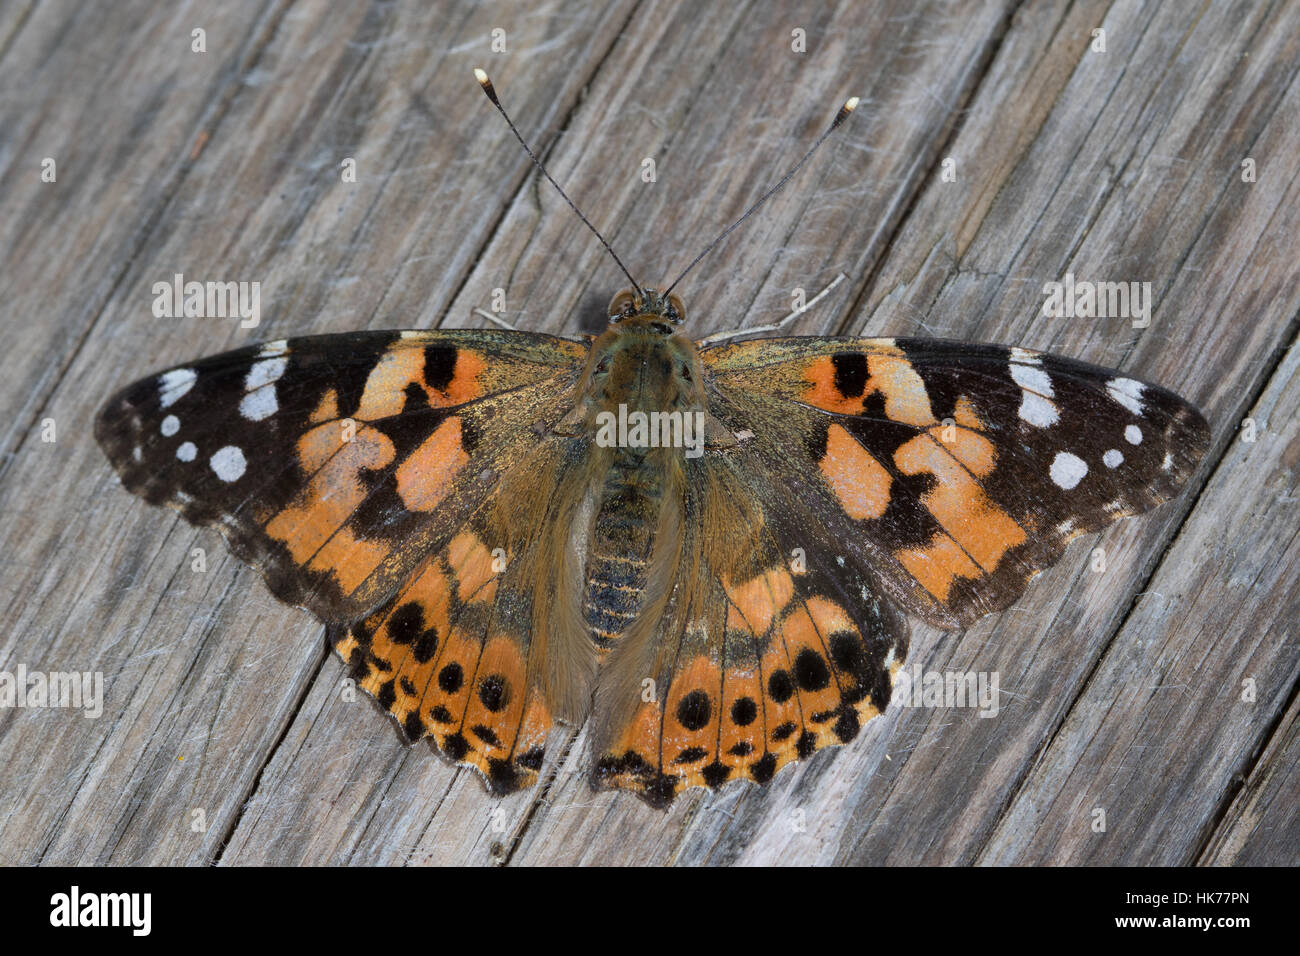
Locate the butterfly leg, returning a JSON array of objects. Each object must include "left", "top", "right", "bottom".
[{"left": 696, "top": 272, "right": 846, "bottom": 347}]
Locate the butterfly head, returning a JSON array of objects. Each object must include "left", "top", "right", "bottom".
[
  {"left": 585, "top": 292, "right": 701, "bottom": 409},
  {"left": 608, "top": 288, "right": 686, "bottom": 327},
  {"left": 552, "top": 289, "right": 735, "bottom": 451}
]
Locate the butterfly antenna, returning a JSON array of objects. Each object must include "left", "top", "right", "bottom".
[
  {"left": 664, "top": 95, "right": 859, "bottom": 298},
  {"left": 475, "top": 69, "right": 643, "bottom": 297}
]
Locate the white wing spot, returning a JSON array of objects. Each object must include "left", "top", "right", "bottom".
[
  {"left": 1050, "top": 451, "right": 1088, "bottom": 490},
  {"left": 1107, "top": 377, "right": 1145, "bottom": 415},
  {"left": 1011, "top": 362, "right": 1053, "bottom": 395},
  {"left": 176, "top": 441, "right": 197, "bottom": 462},
  {"left": 1010, "top": 347, "right": 1040, "bottom": 364},
  {"left": 158, "top": 368, "right": 197, "bottom": 408},
  {"left": 160, "top": 414, "right": 180, "bottom": 436},
  {"left": 258, "top": 340, "right": 289, "bottom": 357},
  {"left": 1011, "top": 361, "right": 1059, "bottom": 427},
  {"left": 239, "top": 387, "right": 278, "bottom": 421},
  {"left": 210, "top": 445, "right": 247, "bottom": 482},
  {"left": 1162, "top": 452, "right": 1174, "bottom": 471},
  {"left": 246, "top": 357, "right": 287, "bottom": 390},
  {"left": 1125, "top": 424, "right": 1142, "bottom": 445},
  {"left": 1019, "top": 392, "right": 1059, "bottom": 428},
  {"left": 238, "top": 357, "right": 287, "bottom": 421},
  {"left": 1103, "top": 448, "right": 1123, "bottom": 468}
]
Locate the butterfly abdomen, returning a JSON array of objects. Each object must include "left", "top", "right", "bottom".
[{"left": 583, "top": 451, "right": 668, "bottom": 649}]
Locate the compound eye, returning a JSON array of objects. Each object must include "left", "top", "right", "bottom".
[
  {"left": 666, "top": 293, "right": 686, "bottom": 324},
  {"left": 607, "top": 290, "right": 639, "bottom": 319}
]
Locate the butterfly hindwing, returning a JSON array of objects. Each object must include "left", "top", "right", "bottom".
[
  {"left": 590, "top": 452, "right": 907, "bottom": 807},
  {"left": 332, "top": 438, "right": 593, "bottom": 793},
  {"left": 702, "top": 337, "right": 1210, "bottom": 628}
]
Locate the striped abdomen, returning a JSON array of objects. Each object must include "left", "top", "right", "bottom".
[{"left": 584, "top": 452, "right": 664, "bottom": 649}]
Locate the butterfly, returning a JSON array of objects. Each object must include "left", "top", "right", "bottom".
[{"left": 95, "top": 72, "right": 1210, "bottom": 808}]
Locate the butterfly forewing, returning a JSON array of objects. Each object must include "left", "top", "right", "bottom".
[
  {"left": 95, "top": 329, "right": 587, "bottom": 622},
  {"left": 702, "top": 336, "right": 1210, "bottom": 628}
]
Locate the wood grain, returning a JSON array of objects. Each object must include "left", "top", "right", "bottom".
[{"left": 0, "top": 0, "right": 1295, "bottom": 866}]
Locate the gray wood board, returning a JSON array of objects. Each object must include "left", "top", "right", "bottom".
[{"left": 0, "top": 0, "right": 1295, "bottom": 866}]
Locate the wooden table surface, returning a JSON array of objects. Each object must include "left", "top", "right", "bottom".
[{"left": 1, "top": 0, "right": 1297, "bottom": 866}]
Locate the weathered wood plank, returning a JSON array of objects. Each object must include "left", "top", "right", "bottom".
[
  {"left": 816, "top": 0, "right": 1300, "bottom": 867},
  {"left": 0, "top": 2, "right": 37, "bottom": 63},
  {"left": 1, "top": 0, "right": 1296, "bottom": 867},
  {"left": 1200, "top": 688, "right": 1300, "bottom": 866},
  {"left": 0, "top": 0, "right": 284, "bottom": 465},
  {"left": 0, "top": 0, "right": 641, "bottom": 865}
]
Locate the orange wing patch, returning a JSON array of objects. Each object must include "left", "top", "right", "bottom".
[
  {"left": 952, "top": 394, "right": 984, "bottom": 430},
  {"left": 395, "top": 417, "right": 470, "bottom": 513},
  {"left": 309, "top": 388, "right": 339, "bottom": 423},
  {"left": 722, "top": 566, "right": 795, "bottom": 636},
  {"left": 446, "top": 529, "right": 499, "bottom": 603},
  {"left": 801, "top": 349, "right": 937, "bottom": 426},
  {"left": 895, "top": 535, "right": 982, "bottom": 603},
  {"left": 266, "top": 424, "right": 396, "bottom": 595},
  {"left": 355, "top": 345, "right": 488, "bottom": 420},
  {"left": 892, "top": 432, "right": 1027, "bottom": 602},
  {"left": 820, "top": 423, "right": 892, "bottom": 520}
]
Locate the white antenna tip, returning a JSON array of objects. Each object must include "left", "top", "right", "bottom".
[
  {"left": 473, "top": 67, "right": 489, "bottom": 85},
  {"left": 845, "top": 96, "right": 860, "bottom": 112}
]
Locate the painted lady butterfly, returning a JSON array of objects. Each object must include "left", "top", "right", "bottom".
[{"left": 95, "top": 73, "right": 1209, "bottom": 808}]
